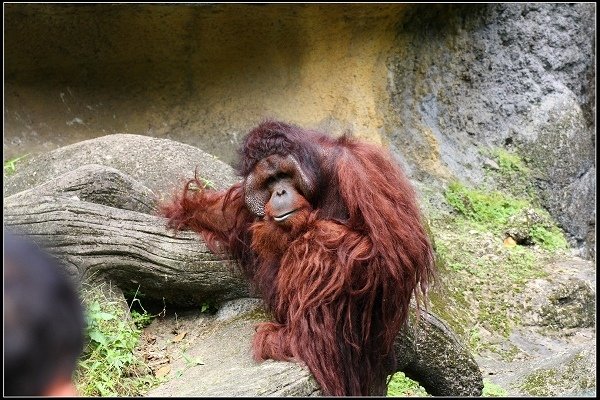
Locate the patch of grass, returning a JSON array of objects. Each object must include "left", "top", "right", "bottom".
[
  {"left": 75, "top": 289, "right": 158, "bottom": 396},
  {"left": 387, "top": 372, "right": 429, "bottom": 397},
  {"left": 482, "top": 379, "right": 507, "bottom": 397},
  {"left": 3, "top": 154, "right": 29, "bottom": 177}
]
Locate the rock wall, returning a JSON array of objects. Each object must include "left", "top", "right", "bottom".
[
  {"left": 4, "top": 4, "right": 408, "bottom": 162},
  {"left": 3, "top": 3, "right": 595, "bottom": 257},
  {"left": 386, "top": 4, "right": 595, "bottom": 258}
]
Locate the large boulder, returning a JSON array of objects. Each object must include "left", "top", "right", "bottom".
[{"left": 3, "top": 133, "right": 239, "bottom": 198}]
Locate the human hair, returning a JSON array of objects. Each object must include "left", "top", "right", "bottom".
[{"left": 4, "top": 230, "right": 85, "bottom": 396}]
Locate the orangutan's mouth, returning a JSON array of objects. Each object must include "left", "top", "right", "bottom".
[{"left": 273, "top": 209, "right": 298, "bottom": 222}]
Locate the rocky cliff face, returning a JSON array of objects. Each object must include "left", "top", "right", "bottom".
[{"left": 386, "top": 3, "right": 595, "bottom": 259}]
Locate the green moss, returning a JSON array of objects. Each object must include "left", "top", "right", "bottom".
[
  {"left": 429, "top": 286, "right": 470, "bottom": 338},
  {"left": 529, "top": 225, "right": 569, "bottom": 251},
  {"left": 426, "top": 146, "right": 572, "bottom": 362},
  {"left": 427, "top": 177, "right": 566, "bottom": 348},
  {"left": 519, "top": 352, "right": 595, "bottom": 396},
  {"left": 493, "top": 148, "right": 529, "bottom": 174},
  {"left": 482, "top": 147, "right": 537, "bottom": 200},
  {"left": 468, "top": 327, "right": 483, "bottom": 353},
  {"left": 445, "top": 181, "right": 528, "bottom": 228},
  {"left": 503, "top": 246, "right": 545, "bottom": 283},
  {"left": 519, "top": 369, "right": 559, "bottom": 396},
  {"left": 387, "top": 372, "right": 429, "bottom": 397},
  {"left": 430, "top": 211, "right": 549, "bottom": 339},
  {"left": 482, "top": 379, "right": 507, "bottom": 397}
]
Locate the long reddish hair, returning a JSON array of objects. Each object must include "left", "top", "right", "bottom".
[{"left": 160, "top": 121, "right": 435, "bottom": 395}]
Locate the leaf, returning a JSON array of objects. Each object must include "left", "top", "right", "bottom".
[
  {"left": 89, "top": 330, "right": 107, "bottom": 346},
  {"left": 94, "top": 312, "right": 116, "bottom": 321},
  {"left": 88, "top": 301, "right": 101, "bottom": 313},
  {"left": 503, "top": 237, "right": 517, "bottom": 248},
  {"left": 155, "top": 365, "right": 171, "bottom": 378},
  {"left": 182, "top": 352, "right": 204, "bottom": 366},
  {"left": 172, "top": 331, "right": 187, "bottom": 342}
]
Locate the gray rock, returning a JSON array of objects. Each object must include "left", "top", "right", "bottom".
[
  {"left": 386, "top": 3, "right": 595, "bottom": 258},
  {"left": 538, "top": 280, "right": 595, "bottom": 329},
  {"left": 522, "top": 90, "right": 595, "bottom": 253},
  {"left": 513, "top": 346, "right": 596, "bottom": 396},
  {"left": 520, "top": 257, "right": 595, "bottom": 330},
  {"left": 478, "top": 326, "right": 596, "bottom": 397},
  {"left": 144, "top": 300, "right": 321, "bottom": 397},
  {"left": 505, "top": 207, "right": 551, "bottom": 245}
]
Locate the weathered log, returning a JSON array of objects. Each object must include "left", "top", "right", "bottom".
[
  {"left": 397, "top": 310, "right": 484, "bottom": 396},
  {"left": 4, "top": 164, "right": 251, "bottom": 305}
]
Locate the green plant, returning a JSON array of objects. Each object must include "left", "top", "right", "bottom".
[
  {"left": 187, "top": 177, "right": 216, "bottom": 191},
  {"left": 529, "top": 225, "right": 568, "bottom": 251},
  {"left": 200, "top": 300, "right": 218, "bottom": 314},
  {"left": 493, "top": 148, "right": 528, "bottom": 174},
  {"left": 3, "top": 154, "right": 29, "bottom": 176},
  {"left": 387, "top": 372, "right": 429, "bottom": 397},
  {"left": 445, "top": 181, "right": 527, "bottom": 228},
  {"left": 182, "top": 352, "right": 204, "bottom": 367},
  {"left": 482, "top": 379, "right": 507, "bottom": 397},
  {"left": 126, "top": 286, "right": 160, "bottom": 329},
  {"left": 75, "top": 290, "right": 157, "bottom": 396},
  {"left": 131, "top": 310, "right": 154, "bottom": 329},
  {"left": 201, "top": 178, "right": 216, "bottom": 189}
]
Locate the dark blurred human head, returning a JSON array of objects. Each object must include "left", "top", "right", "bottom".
[{"left": 4, "top": 230, "right": 85, "bottom": 396}]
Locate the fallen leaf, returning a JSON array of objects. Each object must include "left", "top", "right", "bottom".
[
  {"left": 503, "top": 237, "right": 517, "bottom": 248},
  {"left": 173, "top": 331, "right": 187, "bottom": 342},
  {"left": 155, "top": 365, "right": 171, "bottom": 378}
]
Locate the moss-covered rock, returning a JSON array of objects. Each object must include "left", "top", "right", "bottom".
[{"left": 517, "top": 346, "right": 596, "bottom": 396}]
